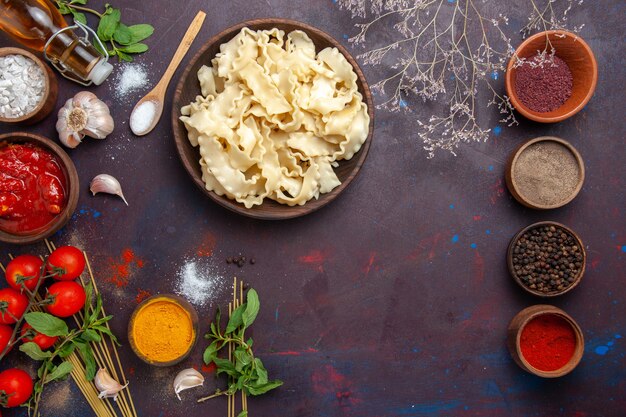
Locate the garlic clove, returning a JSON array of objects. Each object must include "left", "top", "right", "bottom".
[
  {"left": 173, "top": 368, "right": 204, "bottom": 401},
  {"left": 90, "top": 174, "right": 129, "bottom": 205},
  {"left": 94, "top": 368, "right": 128, "bottom": 401}
]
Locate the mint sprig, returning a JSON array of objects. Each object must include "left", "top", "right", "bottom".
[
  {"left": 55, "top": 1, "right": 154, "bottom": 62},
  {"left": 198, "top": 288, "right": 283, "bottom": 403}
]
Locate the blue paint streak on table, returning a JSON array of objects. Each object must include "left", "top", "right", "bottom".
[{"left": 1, "top": 1, "right": 625, "bottom": 416}]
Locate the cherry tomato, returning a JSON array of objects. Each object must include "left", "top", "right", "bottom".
[
  {"left": 45, "top": 281, "right": 85, "bottom": 318},
  {"left": 46, "top": 246, "right": 85, "bottom": 281},
  {"left": 0, "top": 368, "right": 33, "bottom": 407},
  {"left": 0, "top": 324, "right": 13, "bottom": 354},
  {"left": 0, "top": 288, "right": 28, "bottom": 324},
  {"left": 20, "top": 323, "right": 57, "bottom": 350},
  {"left": 5, "top": 255, "right": 43, "bottom": 292}
]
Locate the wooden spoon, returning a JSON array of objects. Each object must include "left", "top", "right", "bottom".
[{"left": 130, "top": 11, "right": 206, "bottom": 136}]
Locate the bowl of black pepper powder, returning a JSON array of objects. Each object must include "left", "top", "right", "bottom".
[
  {"left": 505, "top": 30, "right": 597, "bottom": 123},
  {"left": 508, "top": 221, "right": 586, "bottom": 297},
  {"left": 506, "top": 136, "right": 584, "bottom": 209}
]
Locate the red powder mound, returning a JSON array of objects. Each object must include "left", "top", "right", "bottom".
[
  {"left": 135, "top": 289, "right": 151, "bottom": 304},
  {"left": 107, "top": 248, "right": 145, "bottom": 288},
  {"left": 515, "top": 54, "right": 573, "bottom": 113},
  {"left": 520, "top": 314, "right": 577, "bottom": 371}
]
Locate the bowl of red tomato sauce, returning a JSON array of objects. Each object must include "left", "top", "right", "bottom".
[{"left": 0, "top": 133, "right": 79, "bottom": 245}]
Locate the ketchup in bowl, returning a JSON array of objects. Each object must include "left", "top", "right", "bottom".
[{"left": 0, "top": 142, "right": 68, "bottom": 235}]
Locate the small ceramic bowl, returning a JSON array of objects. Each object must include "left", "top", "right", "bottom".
[
  {"left": 0, "top": 47, "right": 58, "bottom": 125},
  {"left": 507, "top": 221, "right": 586, "bottom": 297},
  {"left": 128, "top": 294, "right": 199, "bottom": 367},
  {"left": 505, "top": 30, "right": 597, "bottom": 123},
  {"left": 0, "top": 133, "right": 79, "bottom": 245},
  {"left": 505, "top": 136, "right": 585, "bottom": 209},
  {"left": 508, "top": 305, "right": 584, "bottom": 378}
]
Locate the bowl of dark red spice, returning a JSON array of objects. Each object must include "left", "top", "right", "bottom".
[
  {"left": 506, "top": 136, "right": 584, "bottom": 209},
  {"left": 508, "top": 221, "right": 586, "bottom": 297},
  {"left": 505, "top": 30, "right": 597, "bottom": 123},
  {"left": 508, "top": 305, "right": 584, "bottom": 378}
]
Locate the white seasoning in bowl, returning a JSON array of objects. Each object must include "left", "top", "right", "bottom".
[
  {"left": 0, "top": 54, "right": 45, "bottom": 119},
  {"left": 130, "top": 100, "right": 156, "bottom": 135}
]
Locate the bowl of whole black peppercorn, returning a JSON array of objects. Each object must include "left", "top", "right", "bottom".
[{"left": 508, "top": 221, "right": 586, "bottom": 297}]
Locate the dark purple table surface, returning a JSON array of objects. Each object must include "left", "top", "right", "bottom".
[{"left": 1, "top": 1, "right": 625, "bottom": 416}]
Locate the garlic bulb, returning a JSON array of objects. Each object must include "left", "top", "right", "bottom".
[
  {"left": 56, "top": 91, "right": 114, "bottom": 148},
  {"left": 90, "top": 174, "right": 128, "bottom": 205},
  {"left": 173, "top": 368, "right": 204, "bottom": 400},
  {"left": 94, "top": 368, "right": 128, "bottom": 401}
]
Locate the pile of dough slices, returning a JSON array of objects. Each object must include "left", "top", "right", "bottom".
[{"left": 180, "top": 27, "right": 369, "bottom": 208}]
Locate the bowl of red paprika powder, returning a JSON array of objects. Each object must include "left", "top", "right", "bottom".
[
  {"left": 505, "top": 30, "right": 597, "bottom": 123},
  {"left": 508, "top": 305, "right": 584, "bottom": 378}
]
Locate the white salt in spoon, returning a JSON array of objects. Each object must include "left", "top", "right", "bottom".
[{"left": 130, "top": 11, "right": 206, "bottom": 136}]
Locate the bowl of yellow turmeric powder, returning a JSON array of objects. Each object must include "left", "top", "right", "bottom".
[{"left": 128, "top": 294, "right": 199, "bottom": 366}]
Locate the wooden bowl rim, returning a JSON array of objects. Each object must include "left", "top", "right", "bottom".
[
  {"left": 509, "top": 305, "right": 584, "bottom": 378},
  {"left": 171, "top": 18, "right": 374, "bottom": 220},
  {"left": 507, "top": 221, "right": 586, "bottom": 297},
  {"left": 505, "top": 30, "right": 598, "bottom": 123},
  {"left": 0, "top": 47, "right": 53, "bottom": 124},
  {"left": 0, "top": 132, "right": 79, "bottom": 245},
  {"left": 127, "top": 294, "right": 199, "bottom": 367},
  {"left": 506, "top": 136, "right": 585, "bottom": 209}
]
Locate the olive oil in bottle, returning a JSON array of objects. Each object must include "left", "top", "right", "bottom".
[{"left": 0, "top": 0, "right": 112, "bottom": 85}]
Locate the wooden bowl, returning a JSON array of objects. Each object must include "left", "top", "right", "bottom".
[
  {"left": 172, "top": 18, "right": 374, "bottom": 220},
  {"left": 505, "top": 136, "right": 585, "bottom": 209},
  {"left": 128, "top": 294, "right": 199, "bottom": 367},
  {"left": 508, "top": 305, "right": 584, "bottom": 378},
  {"left": 0, "top": 133, "right": 79, "bottom": 245},
  {"left": 505, "top": 30, "right": 597, "bottom": 123},
  {"left": 507, "top": 221, "right": 586, "bottom": 297},
  {"left": 0, "top": 47, "right": 58, "bottom": 125}
]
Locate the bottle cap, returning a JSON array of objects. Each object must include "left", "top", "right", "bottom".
[{"left": 87, "top": 59, "right": 113, "bottom": 85}]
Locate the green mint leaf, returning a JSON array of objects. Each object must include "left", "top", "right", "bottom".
[
  {"left": 203, "top": 341, "right": 219, "bottom": 365},
  {"left": 81, "top": 329, "right": 101, "bottom": 343},
  {"left": 71, "top": 10, "right": 87, "bottom": 25},
  {"left": 113, "top": 23, "right": 132, "bottom": 45},
  {"left": 70, "top": 0, "right": 87, "bottom": 4},
  {"left": 19, "top": 342, "right": 52, "bottom": 361},
  {"left": 82, "top": 283, "right": 93, "bottom": 324},
  {"left": 254, "top": 358, "right": 268, "bottom": 385},
  {"left": 57, "top": 3, "right": 72, "bottom": 15},
  {"left": 246, "top": 380, "right": 283, "bottom": 396},
  {"left": 25, "top": 312, "right": 68, "bottom": 337},
  {"left": 76, "top": 342, "right": 97, "bottom": 381},
  {"left": 97, "top": 8, "right": 120, "bottom": 40},
  {"left": 237, "top": 411, "right": 248, "bottom": 417},
  {"left": 117, "top": 43, "right": 148, "bottom": 54},
  {"left": 226, "top": 304, "right": 246, "bottom": 334},
  {"left": 116, "top": 50, "right": 133, "bottom": 62},
  {"left": 58, "top": 342, "right": 76, "bottom": 358},
  {"left": 234, "top": 348, "right": 252, "bottom": 372},
  {"left": 242, "top": 289, "right": 260, "bottom": 329},
  {"left": 213, "top": 357, "right": 238, "bottom": 377},
  {"left": 127, "top": 24, "right": 154, "bottom": 43},
  {"left": 44, "top": 362, "right": 73, "bottom": 383}
]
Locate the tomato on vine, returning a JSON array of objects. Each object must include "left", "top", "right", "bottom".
[
  {"left": 20, "top": 323, "right": 58, "bottom": 350},
  {"left": 0, "top": 368, "right": 33, "bottom": 407},
  {"left": 5, "top": 255, "right": 43, "bottom": 292},
  {"left": 0, "top": 324, "right": 13, "bottom": 354},
  {"left": 0, "top": 288, "right": 28, "bottom": 325},
  {"left": 45, "top": 281, "right": 86, "bottom": 317},
  {"left": 46, "top": 246, "right": 85, "bottom": 281}
]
